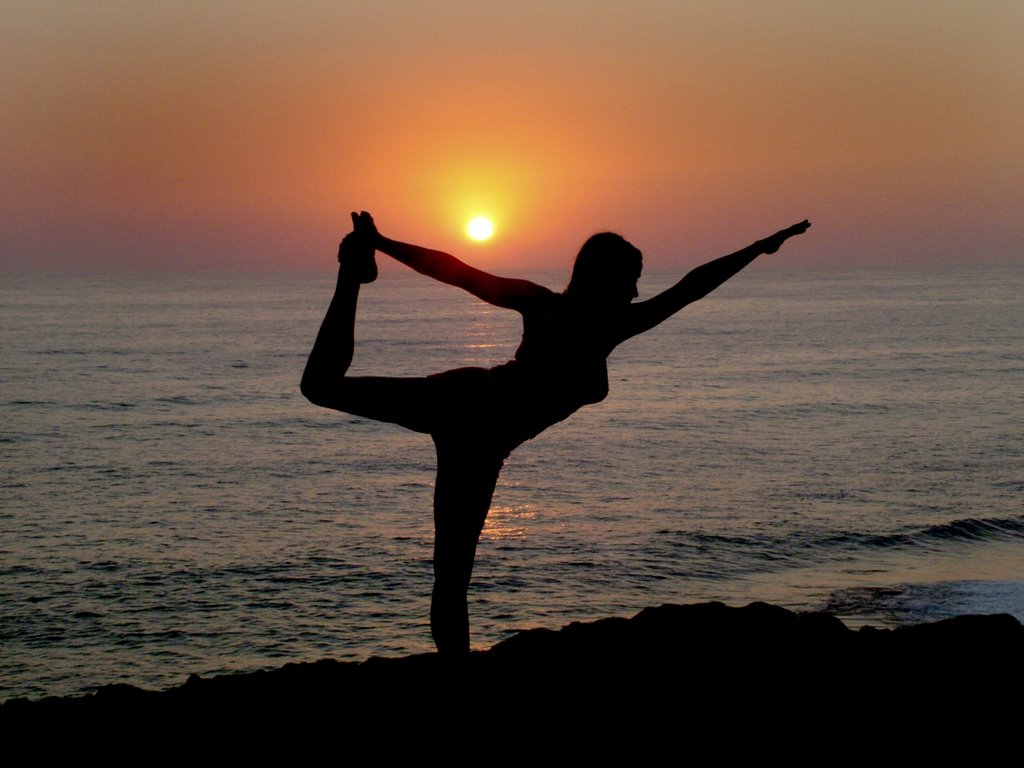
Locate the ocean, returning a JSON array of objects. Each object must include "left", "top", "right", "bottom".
[{"left": 2, "top": 265, "right": 1022, "bottom": 700}]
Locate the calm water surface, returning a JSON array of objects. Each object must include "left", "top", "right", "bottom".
[{"left": 2, "top": 265, "right": 1022, "bottom": 700}]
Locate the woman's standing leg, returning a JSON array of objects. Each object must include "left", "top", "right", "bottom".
[{"left": 430, "top": 437, "right": 503, "bottom": 655}]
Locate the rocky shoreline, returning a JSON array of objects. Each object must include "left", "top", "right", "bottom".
[{"left": 4, "top": 601, "right": 1020, "bottom": 750}]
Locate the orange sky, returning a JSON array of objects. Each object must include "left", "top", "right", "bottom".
[{"left": 3, "top": 2, "right": 1021, "bottom": 273}]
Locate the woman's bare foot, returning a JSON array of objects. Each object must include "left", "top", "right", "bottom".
[{"left": 338, "top": 213, "right": 377, "bottom": 283}]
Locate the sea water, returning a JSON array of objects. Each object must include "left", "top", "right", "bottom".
[{"left": 2, "top": 265, "right": 1022, "bottom": 700}]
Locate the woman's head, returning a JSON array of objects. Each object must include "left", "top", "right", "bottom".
[{"left": 566, "top": 233, "right": 642, "bottom": 305}]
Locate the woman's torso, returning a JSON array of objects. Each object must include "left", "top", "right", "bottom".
[{"left": 489, "top": 290, "right": 618, "bottom": 441}]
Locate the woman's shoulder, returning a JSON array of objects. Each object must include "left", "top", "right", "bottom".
[{"left": 517, "top": 283, "right": 561, "bottom": 317}]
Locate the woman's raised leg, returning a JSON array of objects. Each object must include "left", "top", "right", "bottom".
[{"left": 301, "top": 234, "right": 435, "bottom": 432}]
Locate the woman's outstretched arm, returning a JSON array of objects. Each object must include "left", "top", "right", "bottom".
[
  {"left": 621, "top": 220, "right": 810, "bottom": 339},
  {"left": 353, "top": 212, "right": 549, "bottom": 312}
]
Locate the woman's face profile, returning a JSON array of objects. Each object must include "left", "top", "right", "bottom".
[{"left": 601, "top": 259, "right": 641, "bottom": 306}]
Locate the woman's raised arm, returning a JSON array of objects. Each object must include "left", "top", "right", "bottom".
[
  {"left": 354, "top": 212, "right": 550, "bottom": 312},
  {"left": 621, "top": 220, "right": 810, "bottom": 340}
]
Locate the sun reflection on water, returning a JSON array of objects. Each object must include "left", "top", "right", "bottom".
[{"left": 482, "top": 505, "right": 537, "bottom": 541}]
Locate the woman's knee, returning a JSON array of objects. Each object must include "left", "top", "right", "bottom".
[
  {"left": 299, "top": 374, "right": 357, "bottom": 412},
  {"left": 433, "top": 523, "right": 481, "bottom": 584},
  {"left": 300, "top": 372, "right": 338, "bottom": 408}
]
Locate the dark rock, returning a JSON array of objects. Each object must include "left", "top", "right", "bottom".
[{"left": 3, "top": 602, "right": 1020, "bottom": 753}]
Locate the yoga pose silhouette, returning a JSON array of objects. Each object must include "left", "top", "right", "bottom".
[{"left": 302, "top": 212, "right": 810, "bottom": 654}]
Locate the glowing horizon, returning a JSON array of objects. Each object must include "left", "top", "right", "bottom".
[{"left": 2, "top": 2, "right": 1021, "bottom": 273}]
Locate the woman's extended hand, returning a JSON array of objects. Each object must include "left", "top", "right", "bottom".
[{"left": 760, "top": 220, "right": 811, "bottom": 254}]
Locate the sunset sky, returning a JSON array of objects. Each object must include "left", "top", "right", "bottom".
[{"left": 3, "top": 1, "right": 1021, "bottom": 273}]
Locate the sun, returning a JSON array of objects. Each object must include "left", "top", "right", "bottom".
[{"left": 466, "top": 216, "right": 495, "bottom": 241}]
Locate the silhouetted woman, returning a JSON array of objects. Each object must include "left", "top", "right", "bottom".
[{"left": 302, "top": 212, "right": 810, "bottom": 654}]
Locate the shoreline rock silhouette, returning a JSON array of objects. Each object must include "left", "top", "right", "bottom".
[{"left": 4, "top": 601, "right": 1020, "bottom": 749}]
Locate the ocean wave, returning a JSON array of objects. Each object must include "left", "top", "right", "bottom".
[
  {"left": 827, "top": 515, "right": 1024, "bottom": 552},
  {"left": 665, "top": 514, "right": 1024, "bottom": 573}
]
